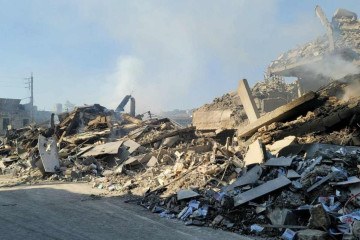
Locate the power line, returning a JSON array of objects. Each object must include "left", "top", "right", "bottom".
[{"left": 0, "top": 85, "right": 25, "bottom": 88}]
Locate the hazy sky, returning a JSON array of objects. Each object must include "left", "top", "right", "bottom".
[{"left": 0, "top": 0, "right": 359, "bottom": 113}]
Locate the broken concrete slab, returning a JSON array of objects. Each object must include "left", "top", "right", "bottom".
[
  {"left": 264, "top": 157, "right": 294, "bottom": 167},
  {"left": 123, "top": 139, "right": 141, "bottom": 154},
  {"left": 330, "top": 176, "right": 360, "bottom": 186},
  {"left": 76, "top": 145, "right": 95, "bottom": 157},
  {"left": 192, "top": 109, "right": 237, "bottom": 131},
  {"left": 146, "top": 156, "right": 158, "bottom": 167},
  {"left": 122, "top": 113, "right": 142, "bottom": 125},
  {"left": 237, "top": 79, "right": 260, "bottom": 123},
  {"left": 267, "top": 136, "right": 297, "bottom": 155},
  {"left": 81, "top": 140, "right": 124, "bottom": 158},
  {"left": 38, "top": 135, "right": 60, "bottom": 173},
  {"left": 234, "top": 176, "right": 291, "bottom": 206},
  {"left": 123, "top": 154, "right": 152, "bottom": 167},
  {"left": 308, "top": 204, "right": 331, "bottom": 228},
  {"left": 140, "top": 127, "right": 195, "bottom": 145},
  {"left": 223, "top": 165, "right": 262, "bottom": 192},
  {"left": 128, "top": 126, "right": 149, "bottom": 139},
  {"left": 244, "top": 139, "right": 266, "bottom": 166},
  {"left": 287, "top": 170, "right": 301, "bottom": 179},
  {"left": 297, "top": 229, "right": 328, "bottom": 240},
  {"left": 307, "top": 172, "right": 335, "bottom": 192},
  {"left": 238, "top": 92, "right": 317, "bottom": 138},
  {"left": 161, "top": 135, "right": 180, "bottom": 148},
  {"left": 177, "top": 189, "right": 200, "bottom": 201},
  {"left": 267, "top": 208, "right": 298, "bottom": 226}
]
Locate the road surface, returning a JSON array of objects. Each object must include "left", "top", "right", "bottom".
[{"left": 0, "top": 177, "right": 252, "bottom": 240}]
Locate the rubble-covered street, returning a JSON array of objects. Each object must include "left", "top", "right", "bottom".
[
  {"left": 0, "top": 177, "right": 246, "bottom": 240},
  {"left": 1, "top": 4, "right": 360, "bottom": 240}
]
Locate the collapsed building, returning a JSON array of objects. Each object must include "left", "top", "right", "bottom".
[
  {"left": 268, "top": 7, "right": 360, "bottom": 94},
  {"left": 193, "top": 6, "right": 360, "bottom": 136},
  {"left": 1, "top": 5, "right": 360, "bottom": 240},
  {"left": 192, "top": 76, "right": 299, "bottom": 133}
]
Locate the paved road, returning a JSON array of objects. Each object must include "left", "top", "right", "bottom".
[{"left": 0, "top": 180, "right": 252, "bottom": 240}]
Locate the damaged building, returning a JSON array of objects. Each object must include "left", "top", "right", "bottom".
[
  {"left": 268, "top": 7, "right": 360, "bottom": 94},
  {"left": 192, "top": 76, "right": 299, "bottom": 133},
  {"left": 2, "top": 5, "right": 360, "bottom": 240},
  {"left": 193, "top": 6, "right": 360, "bottom": 136},
  {"left": 0, "top": 98, "right": 31, "bottom": 135},
  {"left": 0, "top": 98, "right": 52, "bottom": 135}
]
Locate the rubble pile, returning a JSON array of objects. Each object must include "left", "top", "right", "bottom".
[
  {"left": 0, "top": 105, "right": 196, "bottom": 182},
  {"left": 0, "top": 76, "right": 360, "bottom": 239},
  {"left": 252, "top": 78, "right": 360, "bottom": 146},
  {"left": 269, "top": 9, "right": 360, "bottom": 71},
  {"left": 333, "top": 13, "right": 360, "bottom": 54},
  {"left": 252, "top": 75, "right": 298, "bottom": 103},
  {"left": 200, "top": 92, "right": 241, "bottom": 111},
  {"left": 195, "top": 76, "right": 299, "bottom": 129},
  {"left": 1, "top": 14, "right": 360, "bottom": 237},
  {"left": 196, "top": 91, "right": 248, "bottom": 127}
]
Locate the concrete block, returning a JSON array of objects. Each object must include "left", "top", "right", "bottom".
[
  {"left": 238, "top": 92, "right": 317, "bottom": 138},
  {"left": 38, "top": 135, "right": 60, "bottom": 173},
  {"left": 237, "top": 79, "right": 260, "bottom": 123},
  {"left": 192, "top": 109, "right": 236, "bottom": 130},
  {"left": 297, "top": 229, "right": 328, "bottom": 240},
  {"left": 261, "top": 98, "right": 287, "bottom": 113},
  {"left": 244, "top": 139, "right": 266, "bottom": 166}
]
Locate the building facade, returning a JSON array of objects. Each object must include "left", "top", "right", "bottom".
[{"left": 0, "top": 98, "right": 31, "bottom": 134}]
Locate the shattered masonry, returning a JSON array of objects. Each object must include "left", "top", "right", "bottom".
[{"left": 1, "top": 6, "right": 360, "bottom": 240}]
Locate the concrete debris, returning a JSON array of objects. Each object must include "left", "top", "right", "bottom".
[
  {"left": 308, "top": 204, "right": 331, "bottom": 228},
  {"left": 177, "top": 189, "right": 200, "bottom": 201},
  {"left": 243, "top": 139, "right": 266, "bottom": 165},
  {"left": 267, "top": 136, "right": 297, "bottom": 155},
  {"left": 297, "top": 229, "right": 328, "bottom": 240},
  {"left": 234, "top": 176, "right": 292, "bottom": 206},
  {"left": 237, "top": 79, "right": 260, "bottom": 123},
  {"left": 1, "top": 5, "right": 360, "bottom": 240},
  {"left": 268, "top": 208, "right": 298, "bottom": 226},
  {"left": 38, "top": 135, "right": 60, "bottom": 173},
  {"left": 238, "top": 91, "right": 318, "bottom": 138},
  {"left": 265, "top": 157, "right": 294, "bottom": 167},
  {"left": 1, "top": 78, "right": 359, "bottom": 240},
  {"left": 193, "top": 76, "right": 299, "bottom": 131},
  {"left": 223, "top": 165, "right": 262, "bottom": 192},
  {"left": 286, "top": 170, "right": 301, "bottom": 179}
]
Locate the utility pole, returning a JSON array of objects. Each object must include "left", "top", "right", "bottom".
[{"left": 25, "top": 73, "right": 34, "bottom": 122}]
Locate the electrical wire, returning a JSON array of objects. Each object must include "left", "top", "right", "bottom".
[{"left": 343, "top": 192, "right": 360, "bottom": 214}]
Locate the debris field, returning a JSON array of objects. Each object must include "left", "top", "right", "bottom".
[{"left": 1, "top": 6, "right": 360, "bottom": 240}]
